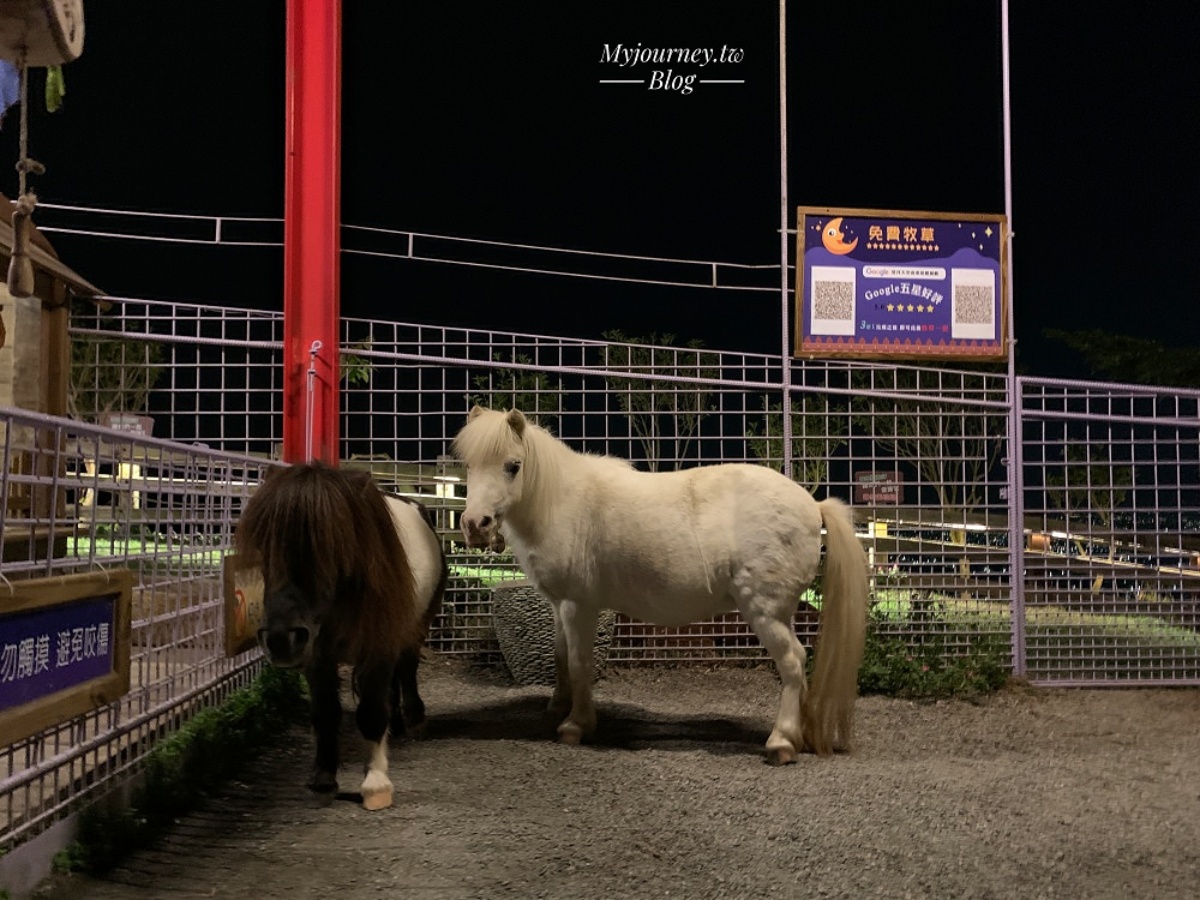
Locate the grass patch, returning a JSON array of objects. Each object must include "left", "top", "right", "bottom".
[
  {"left": 449, "top": 564, "right": 520, "bottom": 588},
  {"left": 68, "top": 534, "right": 225, "bottom": 577},
  {"left": 54, "top": 666, "right": 307, "bottom": 876},
  {"left": 871, "top": 589, "right": 1200, "bottom": 641}
]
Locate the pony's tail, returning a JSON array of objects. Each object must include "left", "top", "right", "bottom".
[{"left": 803, "top": 497, "right": 869, "bottom": 755}]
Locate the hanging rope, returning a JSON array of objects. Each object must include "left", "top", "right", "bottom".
[
  {"left": 304, "top": 340, "right": 323, "bottom": 462},
  {"left": 8, "top": 55, "right": 44, "bottom": 298}
]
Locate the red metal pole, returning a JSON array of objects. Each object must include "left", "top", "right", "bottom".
[{"left": 283, "top": 0, "right": 341, "bottom": 464}]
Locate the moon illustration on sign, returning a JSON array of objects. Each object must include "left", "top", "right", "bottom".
[{"left": 821, "top": 217, "right": 859, "bottom": 255}]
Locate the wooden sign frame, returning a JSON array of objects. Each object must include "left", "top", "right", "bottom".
[
  {"left": 794, "top": 205, "right": 1009, "bottom": 361},
  {"left": 0, "top": 569, "right": 132, "bottom": 746},
  {"left": 222, "top": 554, "right": 264, "bottom": 658}
]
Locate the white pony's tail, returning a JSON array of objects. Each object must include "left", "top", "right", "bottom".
[{"left": 803, "top": 497, "right": 869, "bottom": 755}]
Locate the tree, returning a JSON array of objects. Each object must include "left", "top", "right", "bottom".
[
  {"left": 744, "top": 394, "right": 848, "bottom": 495},
  {"left": 853, "top": 366, "right": 1007, "bottom": 518},
  {"left": 601, "top": 330, "right": 718, "bottom": 470},
  {"left": 1044, "top": 443, "right": 1133, "bottom": 530},
  {"left": 340, "top": 338, "right": 374, "bottom": 387},
  {"left": 1044, "top": 329, "right": 1200, "bottom": 389},
  {"left": 68, "top": 327, "right": 164, "bottom": 423},
  {"left": 471, "top": 351, "right": 563, "bottom": 430}
]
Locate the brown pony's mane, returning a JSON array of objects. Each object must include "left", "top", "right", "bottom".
[{"left": 234, "top": 462, "right": 420, "bottom": 667}]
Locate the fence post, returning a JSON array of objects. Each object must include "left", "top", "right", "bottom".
[
  {"left": 283, "top": 0, "right": 342, "bottom": 464},
  {"left": 1008, "top": 375, "right": 1027, "bottom": 677}
]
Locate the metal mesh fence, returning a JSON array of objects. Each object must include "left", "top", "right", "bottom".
[
  {"left": 64, "top": 300, "right": 1023, "bottom": 668},
  {"left": 68, "top": 298, "right": 284, "bottom": 455},
  {"left": 1017, "top": 378, "right": 1200, "bottom": 684},
  {"left": 3, "top": 297, "right": 1197, "bottom": 854},
  {"left": 57, "top": 297, "right": 1199, "bottom": 681},
  {"left": 1, "top": 407, "right": 271, "bottom": 853}
]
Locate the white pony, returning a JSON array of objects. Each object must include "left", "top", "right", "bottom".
[{"left": 453, "top": 406, "right": 869, "bottom": 763}]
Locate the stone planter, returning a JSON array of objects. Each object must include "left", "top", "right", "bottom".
[{"left": 490, "top": 580, "right": 617, "bottom": 686}]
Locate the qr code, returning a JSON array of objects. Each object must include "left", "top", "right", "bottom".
[
  {"left": 813, "top": 279, "right": 854, "bottom": 322},
  {"left": 953, "top": 285, "right": 995, "bottom": 325}
]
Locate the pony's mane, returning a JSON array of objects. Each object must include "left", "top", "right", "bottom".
[
  {"left": 234, "top": 463, "right": 420, "bottom": 666},
  {"left": 451, "top": 407, "right": 530, "bottom": 467},
  {"left": 453, "top": 408, "right": 630, "bottom": 531}
]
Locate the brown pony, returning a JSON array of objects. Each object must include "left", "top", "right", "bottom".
[{"left": 234, "top": 462, "right": 445, "bottom": 810}]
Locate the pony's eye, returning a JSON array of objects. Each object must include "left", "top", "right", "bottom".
[{"left": 503, "top": 459, "right": 522, "bottom": 478}]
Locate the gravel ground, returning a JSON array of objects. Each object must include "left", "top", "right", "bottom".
[{"left": 34, "top": 657, "right": 1200, "bottom": 900}]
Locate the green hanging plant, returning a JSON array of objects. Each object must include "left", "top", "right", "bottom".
[{"left": 45, "top": 64, "right": 65, "bottom": 112}]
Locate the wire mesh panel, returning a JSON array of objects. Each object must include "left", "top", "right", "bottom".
[
  {"left": 337, "top": 324, "right": 1018, "bottom": 668},
  {"left": 68, "top": 299, "right": 285, "bottom": 456},
  {"left": 846, "top": 363, "right": 1015, "bottom": 672},
  {"left": 0, "top": 407, "right": 270, "bottom": 854},
  {"left": 1019, "top": 378, "right": 1200, "bottom": 684},
  {"left": 337, "top": 327, "right": 790, "bottom": 664},
  {"left": 58, "top": 298, "right": 1200, "bottom": 685}
]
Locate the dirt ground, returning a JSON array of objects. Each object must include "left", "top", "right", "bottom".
[{"left": 33, "top": 657, "right": 1200, "bottom": 900}]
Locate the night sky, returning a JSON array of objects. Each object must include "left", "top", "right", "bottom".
[{"left": 1, "top": 1, "right": 1196, "bottom": 378}]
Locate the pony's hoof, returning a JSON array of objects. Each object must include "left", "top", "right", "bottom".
[
  {"left": 360, "top": 771, "right": 394, "bottom": 811},
  {"left": 546, "top": 697, "right": 570, "bottom": 719},
  {"left": 307, "top": 789, "right": 336, "bottom": 808},
  {"left": 765, "top": 743, "right": 798, "bottom": 766},
  {"left": 557, "top": 722, "right": 584, "bottom": 746},
  {"left": 309, "top": 770, "right": 338, "bottom": 796},
  {"left": 404, "top": 719, "right": 428, "bottom": 741}
]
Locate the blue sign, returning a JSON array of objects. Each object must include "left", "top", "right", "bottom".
[
  {"left": 0, "top": 597, "right": 117, "bottom": 712},
  {"left": 795, "top": 207, "right": 1008, "bottom": 360}
]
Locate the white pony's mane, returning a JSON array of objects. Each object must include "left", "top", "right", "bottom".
[{"left": 453, "top": 409, "right": 631, "bottom": 530}]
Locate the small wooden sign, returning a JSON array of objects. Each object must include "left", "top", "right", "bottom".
[
  {"left": 855, "top": 470, "right": 904, "bottom": 504},
  {"left": 0, "top": 569, "right": 132, "bottom": 746},
  {"left": 222, "top": 555, "right": 264, "bottom": 657},
  {"left": 101, "top": 413, "right": 155, "bottom": 437}
]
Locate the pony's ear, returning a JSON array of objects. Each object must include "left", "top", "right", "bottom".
[
  {"left": 469, "top": 404, "right": 487, "bottom": 420},
  {"left": 343, "top": 469, "right": 375, "bottom": 493},
  {"left": 506, "top": 408, "right": 527, "bottom": 437}
]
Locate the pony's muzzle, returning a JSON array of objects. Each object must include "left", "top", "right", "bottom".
[
  {"left": 258, "top": 626, "right": 311, "bottom": 667},
  {"left": 462, "top": 514, "right": 504, "bottom": 551}
]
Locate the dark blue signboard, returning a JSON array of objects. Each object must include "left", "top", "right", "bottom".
[
  {"left": 795, "top": 207, "right": 1008, "bottom": 360},
  {"left": 0, "top": 596, "right": 117, "bottom": 713},
  {"left": 0, "top": 570, "right": 131, "bottom": 745}
]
